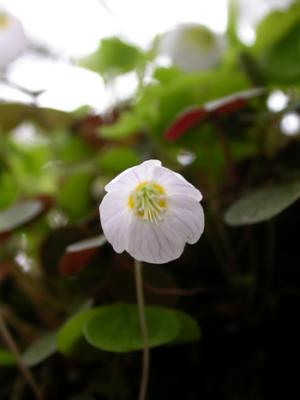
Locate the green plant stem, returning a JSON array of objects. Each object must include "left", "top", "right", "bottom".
[
  {"left": 0, "top": 310, "right": 44, "bottom": 400},
  {"left": 134, "top": 259, "right": 150, "bottom": 400}
]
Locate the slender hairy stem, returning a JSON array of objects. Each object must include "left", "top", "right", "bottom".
[
  {"left": 134, "top": 259, "right": 150, "bottom": 400},
  {"left": 0, "top": 310, "right": 44, "bottom": 400}
]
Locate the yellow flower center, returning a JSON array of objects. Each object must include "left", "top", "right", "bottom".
[
  {"left": 128, "top": 181, "right": 167, "bottom": 223},
  {"left": 0, "top": 14, "right": 9, "bottom": 29}
]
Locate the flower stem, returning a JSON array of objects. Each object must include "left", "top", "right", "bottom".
[
  {"left": 0, "top": 309, "right": 44, "bottom": 400},
  {"left": 134, "top": 259, "right": 150, "bottom": 400}
]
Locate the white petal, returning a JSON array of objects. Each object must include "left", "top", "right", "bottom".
[
  {"left": 167, "top": 194, "right": 204, "bottom": 244},
  {"left": 127, "top": 217, "right": 184, "bottom": 264},
  {"left": 153, "top": 166, "right": 202, "bottom": 201},
  {"left": 0, "top": 14, "right": 27, "bottom": 70},
  {"left": 105, "top": 159, "right": 161, "bottom": 192},
  {"left": 99, "top": 191, "right": 131, "bottom": 253},
  {"left": 138, "top": 159, "right": 162, "bottom": 179}
]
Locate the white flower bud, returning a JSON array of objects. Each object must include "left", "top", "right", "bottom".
[
  {"left": 0, "top": 11, "right": 27, "bottom": 71},
  {"left": 158, "top": 23, "right": 225, "bottom": 72}
]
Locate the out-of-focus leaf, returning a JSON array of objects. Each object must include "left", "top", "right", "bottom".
[
  {"left": 59, "top": 249, "right": 97, "bottom": 277},
  {"left": 22, "top": 332, "right": 57, "bottom": 367},
  {"left": 253, "top": 2, "right": 300, "bottom": 83},
  {"left": 98, "top": 148, "right": 140, "bottom": 173},
  {"left": 99, "top": 112, "right": 143, "bottom": 139},
  {"left": 53, "top": 131, "right": 95, "bottom": 165},
  {"left": 259, "top": 22, "right": 300, "bottom": 84},
  {"left": 66, "top": 235, "right": 106, "bottom": 253},
  {"left": 101, "top": 69, "right": 250, "bottom": 141},
  {"left": 0, "top": 348, "right": 16, "bottom": 366},
  {"left": 0, "top": 199, "right": 43, "bottom": 234},
  {"left": 84, "top": 303, "right": 180, "bottom": 353},
  {"left": 224, "top": 179, "right": 300, "bottom": 226},
  {"left": 0, "top": 103, "right": 72, "bottom": 132},
  {"left": 81, "top": 37, "right": 144, "bottom": 77},
  {"left": 57, "top": 309, "right": 102, "bottom": 359},
  {"left": 59, "top": 235, "right": 106, "bottom": 277},
  {"left": 169, "top": 311, "right": 202, "bottom": 345},
  {"left": 226, "top": 0, "right": 241, "bottom": 47},
  {"left": 41, "top": 227, "right": 90, "bottom": 276},
  {"left": 165, "top": 107, "right": 207, "bottom": 141},
  {"left": 165, "top": 88, "right": 263, "bottom": 141},
  {"left": 58, "top": 172, "right": 93, "bottom": 220},
  {"left": 0, "top": 172, "right": 18, "bottom": 209},
  {"left": 254, "top": 2, "right": 300, "bottom": 53},
  {"left": 153, "top": 66, "right": 184, "bottom": 83}
]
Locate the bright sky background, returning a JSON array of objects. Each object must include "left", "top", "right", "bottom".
[
  {"left": 0, "top": 0, "right": 293, "bottom": 112},
  {"left": 0, "top": 0, "right": 229, "bottom": 111}
]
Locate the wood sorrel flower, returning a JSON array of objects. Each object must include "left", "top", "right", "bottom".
[{"left": 99, "top": 160, "right": 204, "bottom": 264}]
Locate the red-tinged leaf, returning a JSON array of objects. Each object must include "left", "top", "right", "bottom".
[
  {"left": 204, "top": 88, "right": 264, "bottom": 113},
  {"left": 59, "top": 247, "right": 98, "bottom": 277},
  {"left": 0, "top": 262, "right": 12, "bottom": 282},
  {"left": 35, "top": 195, "right": 54, "bottom": 213},
  {"left": 74, "top": 109, "right": 121, "bottom": 147},
  {"left": 165, "top": 107, "right": 207, "bottom": 141},
  {"left": 41, "top": 227, "right": 91, "bottom": 276},
  {"left": 0, "top": 232, "right": 10, "bottom": 243},
  {"left": 59, "top": 236, "right": 106, "bottom": 277},
  {"left": 74, "top": 115, "right": 105, "bottom": 148},
  {"left": 165, "top": 88, "right": 265, "bottom": 141},
  {"left": 207, "top": 98, "right": 246, "bottom": 114}
]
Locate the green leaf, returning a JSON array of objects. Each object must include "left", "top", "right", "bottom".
[
  {"left": 98, "top": 148, "right": 140, "bottom": 173},
  {"left": 226, "top": 0, "right": 241, "bottom": 47},
  {"left": 57, "top": 171, "right": 93, "bottom": 220},
  {"left": 253, "top": 2, "right": 300, "bottom": 83},
  {"left": 254, "top": 2, "right": 300, "bottom": 53},
  {"left": 153, "top": 66, "right": 184, "bottom": 83},
  {"left": 57, "top": 309, "right": 98, "bottom": 357},
  {"left": 260, "top": 21, "right": 300, "bottom": 83},
  {"left": 0, "top": 172, "right": 18, "bottom": 209},
  {"left": 0, "top": 348, "right": 16, "bottom": 366},
  {"left": 81, "top": 37, "right": 144, "bottom": 77},
  {"left": 224, "top": 179, "right": 300, "bottom": 226},
  {"left": 84, "top": 304, "right": 180, "bottom": 353},
  {"left": 0, "top": 199, "right": 43, "bottom": 234},
  {"left": 22, "top": 332, "right": 57, "bottom": 367},
  {"left": 170, "top": 311, "right": 202, "bottom": 345},
  {"left": 101, "top": 69, "right": 250, "bottom": 141},
  {"left": 99, "top": 112, "right": 143, "bottom": 139}
]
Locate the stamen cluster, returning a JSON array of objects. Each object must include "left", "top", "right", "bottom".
[{"left": 129, "top": 182, "right": 166, "bottom": 223}]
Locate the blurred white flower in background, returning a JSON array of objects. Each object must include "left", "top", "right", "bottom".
[
  {"left": 158, "top": 23, "right": 226, "bottom": 72},
  {"left": 100, "top": 160, "right": 204, "bottom": 264},
  {"left": 280, "top": 112, "right": 300, "bottom": 136},
  {"left": 267, "top": 90, "right": 289, "bottom": 113},
  {"left": 0, "top": 10, "right": 27, "bottom": 71}
]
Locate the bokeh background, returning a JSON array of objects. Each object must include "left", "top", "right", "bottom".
[{"left": 1, "top": 0, "right": 300, "bottom": 399}]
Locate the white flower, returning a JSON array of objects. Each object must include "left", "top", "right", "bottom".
[
  {"left": 0, "top": 11, "right": 27, "bottom": 71},
  {"left": 158, "top": 23, "right": 225, "bottom": 72},
  {"left": 99, "top": 160, "right": 204, "bottom": 264}
]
